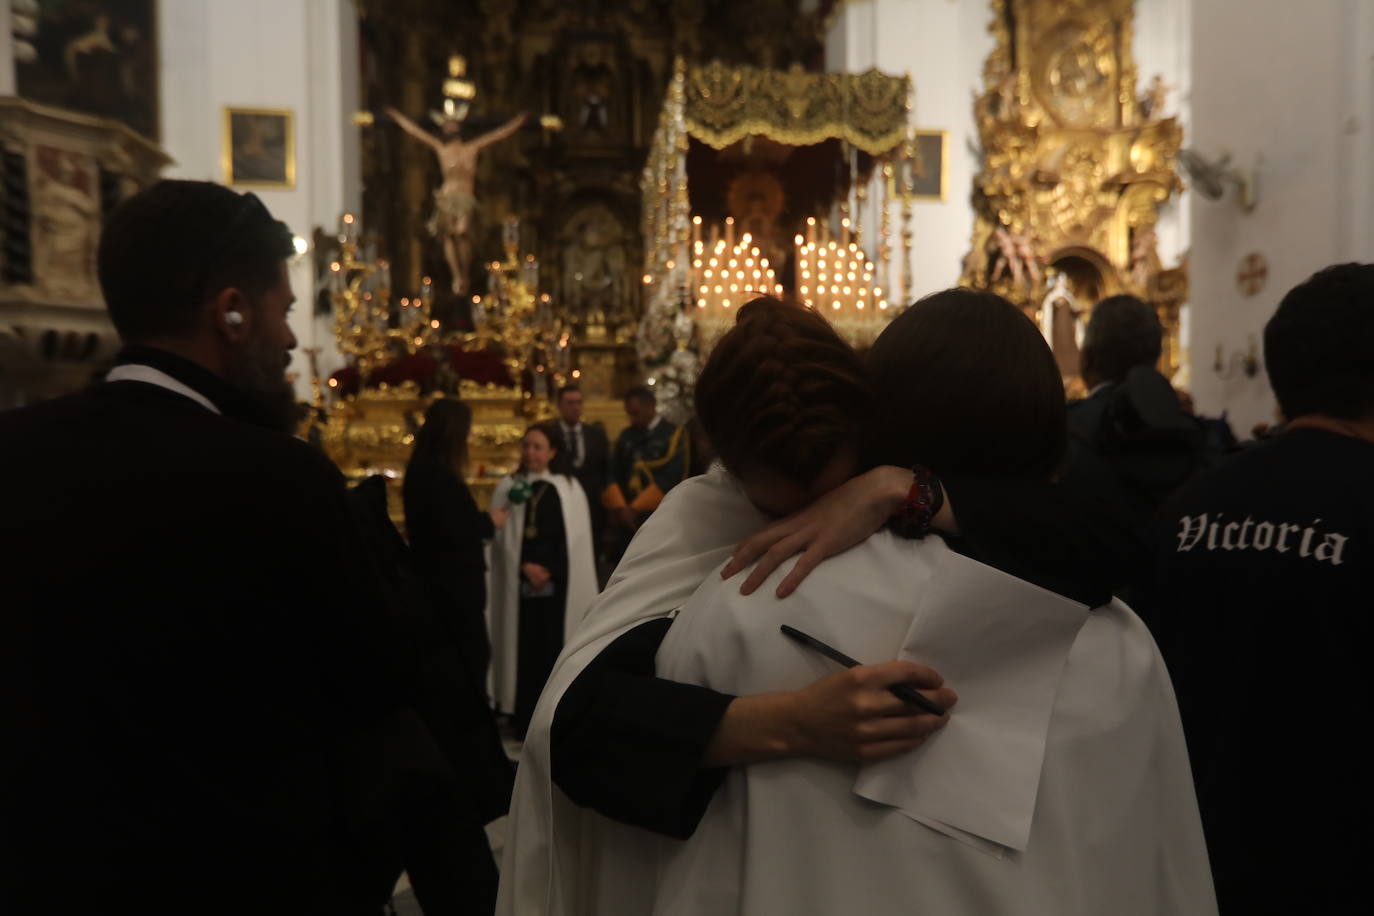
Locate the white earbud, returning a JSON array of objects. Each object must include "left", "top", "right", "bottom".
[{"left": 225, "top": 311, "right": 244, "bottom": 327}]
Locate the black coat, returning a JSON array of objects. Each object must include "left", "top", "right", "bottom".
[
  {"left": 349, "top": 476, "right": 514, "bottom": 825},
  {"left": 573, "top": 421, "right": 611, "bottom": 505},
  {"left": 403, "top": 455, "right": 495, "bottom": 673},
  {"left": 0, "top": 347, "right": 395, "bottom": 913}
]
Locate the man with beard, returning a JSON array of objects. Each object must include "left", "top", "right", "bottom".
[{"left": 0, "top": 181, "right": 395, "bottom": 913}]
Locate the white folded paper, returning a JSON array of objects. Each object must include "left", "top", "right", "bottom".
[{"left": 854, "top": 548, "right": 1090, "bottom": 852}]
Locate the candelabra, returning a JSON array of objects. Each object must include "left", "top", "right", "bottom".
[
  {"left": 795, "top": 216, "right": 891, "bottom": 349},
  {"left": 326, "top": 212, "right": 438, "bottom": 384},
  {"left": 686, "top": 212, "right": 897, "bottom": 354},
  {"left": 469, "top": 218, "right": 570, "bottom": 400},
  {"left": 689, "top": 215, "right": 784, "bottom": 352}
]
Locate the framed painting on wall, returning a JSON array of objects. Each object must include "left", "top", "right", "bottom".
[
  {"left": 14, "top": 0, "right": 160, "bottom": 140},
  {"left": 222, "top": 108, "right": 296, "bottom": 189},
  {"left": 889, "top": 129, "right": 948, "bottom": 202}
]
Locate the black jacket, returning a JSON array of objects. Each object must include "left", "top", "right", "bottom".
[
  {"left": 0, "top": 347, "right": 394, "bottom": 913},
  {"left": 403, "top": 455, "right": 495, "bottom": 672},
  {"left": 1150, "top": 429, "right": 1373, "bottom": 914},
  {"left": 350, "top": 476, "right": 513, "bottom": 825}
]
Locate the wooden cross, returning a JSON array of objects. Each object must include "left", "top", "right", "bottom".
[{"left": 1236, "top": 252, "right": 1268, "bottom": 297}]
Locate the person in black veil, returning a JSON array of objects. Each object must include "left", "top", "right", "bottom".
[
  {"left": 404, "top": 399, "right": 508, "bottom": 679},
  {"left": 349, "top": 475, "right": 513, "bottom": 916}
]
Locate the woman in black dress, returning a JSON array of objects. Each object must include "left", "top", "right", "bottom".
[{"left": 404, "top": 399, "right": 508, "bottom": 677}]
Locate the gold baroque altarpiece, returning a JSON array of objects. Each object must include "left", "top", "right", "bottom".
[{"left": 960, "top": 0, "right": 1188, "bottom": 391}]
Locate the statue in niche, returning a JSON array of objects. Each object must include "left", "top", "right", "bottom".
[
  {"left": 386, "top": 104, "right": 526, "bottom": 295},
  {"left": 33, "top": 148, "right": 99, "bottom": 299},
  {"left": 1039, "top": 272, "right": 1085, "bottom": 386},
  {"left": 568, "top": 43, "right": 617, "bottom": 139},
  {"left": 560, "top": 204, "right": 630, "bottom": 320}
]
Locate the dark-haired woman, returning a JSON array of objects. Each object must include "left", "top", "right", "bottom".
[
  {"left": 498, "top": 295, "right": 1156, "bottom": 915},
  {"left": 488, "top": 425, "right": 597, "bottom": 736},
  {"left": 404, "top": 399, "right": 508, "bottom": 678}
]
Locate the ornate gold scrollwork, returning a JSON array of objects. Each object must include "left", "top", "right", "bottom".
[
  {"left": 684, "top": 60, "right": 910, "bottom": 155},
  {"left": 962, "top": 0, "right": 1188, "bottom": 385}
]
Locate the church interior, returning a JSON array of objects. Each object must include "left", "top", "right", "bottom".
[
  {"left": 4, "top": 0, "right": 1366, "bottom": 482},
  {"left": 2, "top": 1, "right": 1371, "bottom": 914}
]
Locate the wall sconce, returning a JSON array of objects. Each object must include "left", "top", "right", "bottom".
[{"left": 1214, "top": 336, "right": 1261, "bottom": 379}]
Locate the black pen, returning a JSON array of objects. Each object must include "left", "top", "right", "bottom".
[{"left": 780, "top": 624, "right": 946, "bottom": 716}]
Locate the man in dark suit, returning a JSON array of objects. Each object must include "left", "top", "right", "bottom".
[
  {"left": 0, "top": 181, "right": 396, "bottom": 913},
  {"left": 549, "top": 383, "right": 611, "bottom": 569}
]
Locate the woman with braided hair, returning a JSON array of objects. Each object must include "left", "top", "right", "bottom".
[{"left": 498, "top": 294, "right": 1206, "bottom": 916}]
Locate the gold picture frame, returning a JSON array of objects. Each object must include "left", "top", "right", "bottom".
[
  {"left": 889, "top": 129, "right": 948, "bottom": 202},
  {"left": 222, "top": 107, "right": 296, "bottom": 189}
]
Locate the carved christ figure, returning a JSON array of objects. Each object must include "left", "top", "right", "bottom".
[{"left": 386, "top": 106, "right": 527, "bottom": 294}]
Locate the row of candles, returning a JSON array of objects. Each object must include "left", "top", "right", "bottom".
[{"left": 685, "top": 212, "right": 895, "bottom": 349}]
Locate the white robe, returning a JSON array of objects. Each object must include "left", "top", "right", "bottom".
[
  {"left": 650, "top": 533, "right": 1217, "bottom": 916},
  {"left": 497, "top": 466, "right": 764, "bottom": 916},
  {"left": 487, "top": 470, "right": 599, "bottom": 716}
]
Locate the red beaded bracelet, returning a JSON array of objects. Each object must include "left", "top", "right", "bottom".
[{"left": 892, "top": 465, "right": 944, "bottom": 539}]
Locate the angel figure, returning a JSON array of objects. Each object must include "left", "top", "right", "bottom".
[
  {"left": 1012, "top": 232, "right": 1045, "bottom": 292},
  {"left": 989, "top": 226, "right": 1024, "bottom": 290},
  {"left": 1129, "top": 226, "right": 1159, "bottom": 290},
  {"left": 387, "top": 106, "right": 526, "bottom": 295},
  {"left": 1139, "top": 75, "right": 1172, "bottom": 121}
]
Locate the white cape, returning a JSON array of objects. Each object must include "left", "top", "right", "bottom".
[
  {"left": 487, "top": 470, "right": 600, "bottom": 716},
  {"left": 497, "top": 466, "right": 764, "bottom": 916},
  {"left": 650, "top": 533, "right": 1217, "bottom": 916}
]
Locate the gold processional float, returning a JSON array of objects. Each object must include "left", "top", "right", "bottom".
[
  {"left": 959, "top": 0, "right": 1188, "bottom": 396},
  {"left": 637, "top": 58, "right": 917, "bottom": 419}
]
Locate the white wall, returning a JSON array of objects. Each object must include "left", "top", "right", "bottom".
[
  {"left": 825, "top": 0, "right": 992, "bottom": 301},
  {"left": 1134, "top": 0, "right": 1193, "bottom": 270},
  {"left": 1187, "top": 0, "right": 1374, "bottom": 436},
  {"left": 159, "top": 0, "right": 361, "bottom": 392}
]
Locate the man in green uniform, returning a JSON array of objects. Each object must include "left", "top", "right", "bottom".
[{"left": 603, "top": 385, "right": 691, "bottom": 561}]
